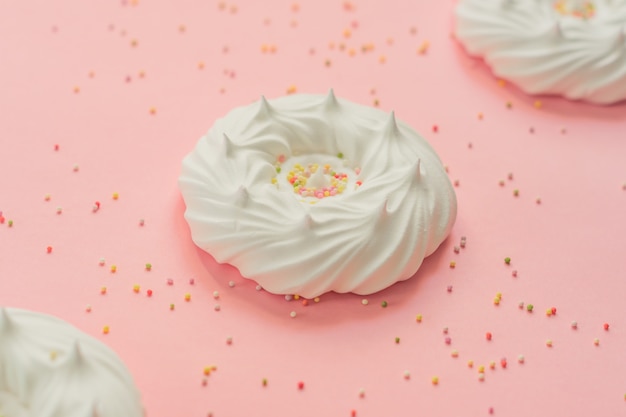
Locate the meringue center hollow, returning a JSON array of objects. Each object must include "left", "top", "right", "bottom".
[{"left": 273, "top": 153, "right": 362, "bottom": 203}]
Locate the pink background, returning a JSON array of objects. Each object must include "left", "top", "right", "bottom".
[{"left": 1, "top": 0, "right": 626, "bottom": 416}]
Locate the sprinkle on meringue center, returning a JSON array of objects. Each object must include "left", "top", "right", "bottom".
[
  {"left": 272, "top": 153, "right": 362, "bottom": 201},
  {"left": 553, "top": 0, "right": 595, "bottom": 19}
]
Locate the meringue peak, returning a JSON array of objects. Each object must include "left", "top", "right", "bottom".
[
  {"left": 323, "top": 88, "right": 340, "bottom": 110},
  {"left": 235, "top": 185, "right": 249, "bottom": 207},
  {"left": 382, "top": 111, "right": 402, "bottom": 140}
]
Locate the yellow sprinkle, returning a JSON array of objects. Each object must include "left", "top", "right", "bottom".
[
  {"left": 415, "top": 314, "right": 423, "bottom": 322},
  {"left": 103, "top": 325, "right": 110, "bottom": 334},
  {"left": 133, "top": 285, "right": 140, "bottom": 293},
  {"left": 294, "top": 294, "right": 300, "bottom": 300},
  {"left": 478, "top": 365, "right": 485, "bottom": 373},
  {"left": 185, "top": 293, "right": 191, "bottom": 301},
  {"left": 110, "top": 265, "right": 117, "bottom": 273},
  {"left": 467, "top": 360, "right": 474, "bottom": 368},
  {"left": 343, "top": 28, "right": 352, "bottom": 38},
  {"left": 112, "top": 192, "right": 119, "bottom": 200},
  {"left": 497, "top": 79, "right": 506, "bottom": 87},
  {"left": 50, "top": 351, "right": 58, "bottom": 360},
  {"left": 431, "top": 376, "right": 439, "bottom": 385},
  {"left": 449, "top": 261, "right": 456, "bottom": 268},
  {"left": 534, "top": 100, "right": 543, "bottom": 109}
]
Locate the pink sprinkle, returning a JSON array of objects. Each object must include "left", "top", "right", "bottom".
[
  {"left": 444, "top": 336, "right": 451, "bottom": 345},
  {"left": 189, "top": 278, "right": 195, "bottom": 285},
  {"left": 167, "top": 278, "right": 174, "bottom": 285}
]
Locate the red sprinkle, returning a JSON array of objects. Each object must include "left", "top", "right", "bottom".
[
  {"left": 297, "top": 381, "right": 305, "bottom": 390},
  {"left": 147, "top": 289, "right": 153, "bottom": 297},
  {"left": 46, "top": 246, "right": 53, "bottom": 254},
  {"left": 486, "top": 332, "right": 492, "bottom": 341},
  {"left": 551, "top": 307, "right": 557, "bottom": 315},
  {"left": 603, "top": 323, "right": 610, "bottom": 331}
]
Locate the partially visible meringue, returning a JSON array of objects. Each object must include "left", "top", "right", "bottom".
[
  {"left": 0, "top": 307, "right": 144, "bottom": 417},
  {"left": 455, "top": 0, "right": 626, "bottom": 104}
]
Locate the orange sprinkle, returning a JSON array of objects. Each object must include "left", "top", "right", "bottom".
[{"left": 418, "top": 41, "right": 429, "bottom": 54}]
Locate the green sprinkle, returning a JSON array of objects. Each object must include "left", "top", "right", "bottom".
[
  {"left": 7, "top": 220, "right": 13, "bottom": 227},
  {"left": 526, "top": 304, "right": 534, "bottom": 312},
  {"left": 504, "top": 257, "right": 511, "bottom": 265},
  {"left": 337, "top": 152, "right": 344, "bottom": 158},
  {"left": 145, "top": 263, "right": 152, "bottom": 271},
  {"left": 395, "top": 337, "right": 400, "bottom": 344},
  {"left": 276, "top": 166, "right": 281, "bottom": 173},
  {"left": 381, "top": 301, "right": 388, "bottom": 308},
  {"left": 262, "top": 378, "right": 268, "bottom": 386}
]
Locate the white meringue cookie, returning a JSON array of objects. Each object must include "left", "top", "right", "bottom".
[
  {"left": 455, "top": 0, "right": 626, "bottom": 104},
  {"left": 179, "top": 92, "right": 457, "bottom": 298},
  {"left": 0, "top": 307, "right": 144, "bottom": 417}
]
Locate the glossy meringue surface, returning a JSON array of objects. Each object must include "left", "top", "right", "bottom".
[
  {"left": 179, "top": 92, "right": 456, "bottom": 298},
  {"left": 455, "top": 0, "right": 626, "bottom": 104},
  {"left": 0, "top": 307, "right": 143, "bottom": 417}
]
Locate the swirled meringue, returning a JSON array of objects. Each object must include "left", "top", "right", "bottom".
[
  {"left": 455, "top": 0, "right": 626, "bottom": 104},
  {"left": 0, "top": 307, "right": 143, "bottom": 417},
  {"left": 179, "top": 92, "right": 457, "bottom": 298}
]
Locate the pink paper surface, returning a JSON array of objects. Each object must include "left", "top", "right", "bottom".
[{"left": 1, "top": 1, "right": 625, "bottom": 416}]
